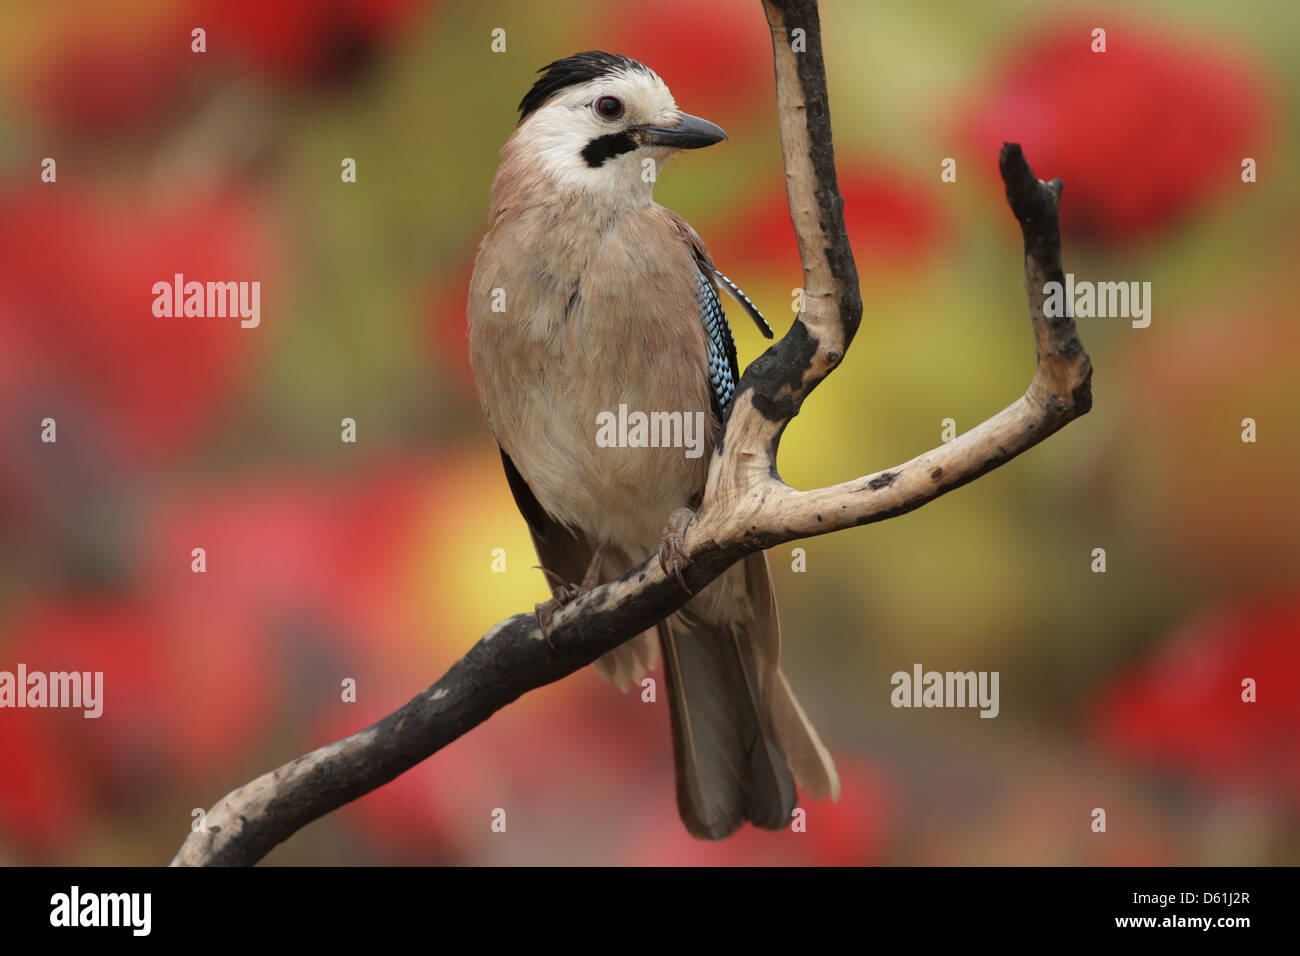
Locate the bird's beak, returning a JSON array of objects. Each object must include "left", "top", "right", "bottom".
[{"left": 634, "top": 112, "right": 728, "bottom": 150}]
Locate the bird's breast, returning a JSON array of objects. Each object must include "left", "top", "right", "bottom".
[{"left": 469, "top": 203, "right": 717, "bottom": 553}]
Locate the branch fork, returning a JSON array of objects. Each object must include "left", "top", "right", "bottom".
[{"left": 171, "top": 0, "right": 1090, "bottom": 866}]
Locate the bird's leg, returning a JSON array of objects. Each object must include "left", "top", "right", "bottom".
[
  {"left": 533, "top": 541, "right": 609, "bottom": 646},
  {"left": 579, "top": 540, "right": 608, "bottom": 590},
  {"left": 657, "top": 506, "right": 695, "bottom": 594}
]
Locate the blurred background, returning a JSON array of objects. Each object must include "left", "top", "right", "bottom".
[{"left": 0, "top": 0, "right": 1296, "bottom": 865}]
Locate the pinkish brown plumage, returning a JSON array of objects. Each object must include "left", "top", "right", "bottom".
[{"left": 468, "top": 51, "right": 838, "bottom": 839}]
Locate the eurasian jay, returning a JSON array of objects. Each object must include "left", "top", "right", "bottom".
[{"left": 468, "top": 51, "right": 839, "bottom": 839}]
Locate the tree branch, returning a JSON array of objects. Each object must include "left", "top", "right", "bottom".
[{"left": 170, "top": 0, "right": 1091, "bottom": 866}]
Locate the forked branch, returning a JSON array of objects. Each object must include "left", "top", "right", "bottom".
[{"left": 171, "top": 0, "right": 1090, "bottom": 866}]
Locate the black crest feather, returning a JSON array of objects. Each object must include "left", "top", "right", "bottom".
[{"left": 517, "top": 51, "right": 651, "bottom": 125}]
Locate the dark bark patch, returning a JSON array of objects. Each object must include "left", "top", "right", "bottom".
[{"left": 741, "top": 319, "right": 819, "bottom": 423}]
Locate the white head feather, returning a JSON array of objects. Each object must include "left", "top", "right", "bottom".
[{"left": 508, "top": 60, "right": 689, "bottom": 209}]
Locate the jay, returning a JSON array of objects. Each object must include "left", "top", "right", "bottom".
[{"left": 468, "top": 51, "right": 839, "bottom": 839}]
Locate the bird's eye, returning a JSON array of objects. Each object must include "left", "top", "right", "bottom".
[{"left": 594, "top": 96, "right": 625, "bottom": 121}]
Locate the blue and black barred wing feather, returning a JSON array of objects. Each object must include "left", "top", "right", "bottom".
[
  {"left": 664, "top": 209, "right": 772, "bottom": 421},
  {"left": 693, "top": 265, "right": 739, "bottom": 419},
  {"left": 711, "top": 268, "right": 773, "bottom": 340}
]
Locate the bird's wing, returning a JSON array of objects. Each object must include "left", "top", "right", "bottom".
[
  {"left": 660, "top": 209, "right": 773, "bottom": 339},
  {"left": 662, "top": 210, "right": 741, "bottom": 419},
  {"left": 497, "top": 445, "right": 595, "bottom": 591},
  {"left": 692, "top": 265, "right": 739, "bottom": 419},
  {"left": 662, "top": 211, "right": 775, "bottom": 420},
  {"left": 711, "top": 268, "right": 773, "bottom": 339},
  {"left": 498, "top": 445, "right": 659, "bottom": 690}
]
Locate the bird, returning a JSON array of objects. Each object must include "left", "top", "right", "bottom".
[{"left": 467, "top": 51, "right": 839, "bottom": 839}]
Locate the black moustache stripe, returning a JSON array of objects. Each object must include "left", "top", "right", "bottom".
[{"left": 581, "top": 131, "right": 639, "bottom": 167}]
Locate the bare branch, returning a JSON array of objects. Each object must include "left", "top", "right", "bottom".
[{"left": 171, "top": 0, "right": 1090, "bottom": 866}]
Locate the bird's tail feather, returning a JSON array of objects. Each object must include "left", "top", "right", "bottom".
[
  {"left": 593, "top": 629, "right": 659, "bottom": 692},
  {"left": 594, "top": 549, "right": 839, "bottom": 837},
  {"left": 659, "top": 609, "right": 796, "bottom": 838},
  {"left": 768, "top": 668, "right": 841, "bottom": 801},
  {"left": 743, "top": 552, "right": 842, "bottom": 802}
]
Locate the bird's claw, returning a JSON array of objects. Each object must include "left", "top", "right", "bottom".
[
  {"left": 658, "top": 507, "right": 694, "bottom": 594},
  {"left": 533, "top": 582, "right": 580, "bottom": 648},
  {"left": 535, "top": 565, "right": 568, "bottom": 591},
  {"left": 534, "top": 599, "right": 561, "bottom": 648},
  {"left": 531, "top": 543, "right": 607, "bottom": 648}
]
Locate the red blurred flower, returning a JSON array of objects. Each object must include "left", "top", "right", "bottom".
[
  {"left": 21, "top": 18, "right": 193, "bottom": 136},
  {"left": 1, "top": 462, "right": 436, "bottom": 860},
  {"left": 707, "top": 168, "right": 943, "bottom": 279},
  {"left": 601, "top": 0, "right": 772, "bottom": 121},
  {"left": 962, "top": 20, "right": 1269, "bottom": 242},
  {"left": 0, "top": 186, "right": 277, "bottom": 467},
  {"left": 1, "top": 595, "right": 272, "bottom": 805},
  {"left": 196, "top": 0, "right": 433, "bottom": 86},
  {"left": 0, "top": 708, "right": 87, "bottom": 858},
  {"left": 17, "top": 0, "right": 436, "bottom": 139},
  {"left": 1092, "top": 595, "right": 1300, "bottom": 808},
  {"left": 140, "top": 461, "right": 431, "bottom": 667}
]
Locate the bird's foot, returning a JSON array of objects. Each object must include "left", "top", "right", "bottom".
[
  {"left": 657, "top": 507, "right": 694, "bottom": 594},
  {"left": 533, "top": 597, "right": 568, "bottom": 649},
  {"left": 532, "top": 542, "right": 608, "bottom": 647},
  {"left": 535, "top": 566, "right": 582, "bottom": 601}
]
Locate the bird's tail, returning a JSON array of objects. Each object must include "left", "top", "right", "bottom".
[{"left": 659, "top": 552, "right": 840, "bottom": 839}]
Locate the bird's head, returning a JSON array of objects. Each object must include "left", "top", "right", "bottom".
[{"left": 502, "top": 51, "right": 726, "bottom": 208}]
